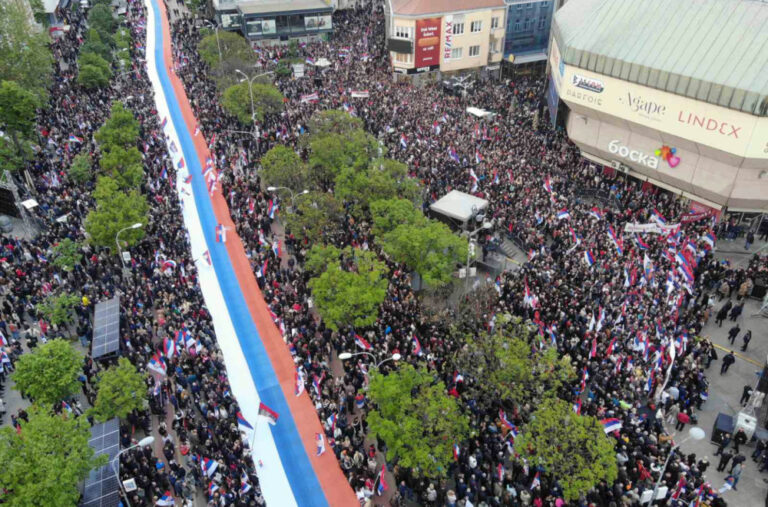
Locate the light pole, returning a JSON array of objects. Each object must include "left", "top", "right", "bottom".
[
  {"left": 338, "top": 351, "right": 401, "bottom": 369},
  {"left": 116, "top": 223, "right": 143, "bottom": 272},
  {"left": 267, "top": 186, "right": 308, "bottom": 211},
  {"left": 202, "top": 20, "right": 222, "bottom": 66},
  {"left": 648, "top": 427, "right": 705, "bottom": 504},
  {"left": 112, "top": 435, "right": 155, "bottom": 507},
  {"left": 464, "top": 206, "right": 492, "bottom": 291},
  {"left": 235, "top": 70, "right": 274, "bottom": 124}
]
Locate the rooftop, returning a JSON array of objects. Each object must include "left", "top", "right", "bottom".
[
  {"left": 553, "top": 0, "right": 768, "bottom": 116},
  {"left": 392, "top": 0, "right": 504, "bottom": 17},
  {"left": 238, "top": 0, "right": 332, "bottom": 15}
]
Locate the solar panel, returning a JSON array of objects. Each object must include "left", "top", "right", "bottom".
[
  {"left": 91, "top": 297, "right": 121, "bottom": 359},
  {"left": 81, "top": 418, "right": 121, "bottom": 507}
]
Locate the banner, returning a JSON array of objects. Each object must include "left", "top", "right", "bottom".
[
  {"left": 350, "top": 90, "right": 369, "bottom": 98},
  {"left": 623, "top": 223, "right": 680, "bottom": 234},
  {"left": 415, "top": 18, "right": 441, "bottom": 68},
  {"left": 300, "top": 92, "right": 319, "bottom": 103}
]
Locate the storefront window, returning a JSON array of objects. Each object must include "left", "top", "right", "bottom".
[
  {"left": 289, "top": 14, "right": 304, "bottom": 33},
  {"left": 316, "top": 14, "right": 332, "bottom": 30},
  {"left": 246, "top": 19, "right": 262, "bottom": 36},
  {"left": 261, "top": 18, "right": 276, "bottom": 35},
  {"left": 305, "top": 15, "right": 319, "bottom": 31}
]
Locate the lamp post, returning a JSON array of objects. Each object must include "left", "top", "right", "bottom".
[
  {"left": 112, "top": 436, "right": 155, "bottom": 507},
  {"left": 267, "top": 186, "right": 308, "bottom": 211},
  {"left": 235, "top": 69, "right": 275, "bottom": 124},
  {"left": 202, "top": 20, "right": 222, "bottom": 66},
  {"left": 338, "top": 351, "right": 401, "bottom": 369},
  {"left": 648, "top": 427, "right": 705, "bottom": 504},
  {"left": 116, "top": 223, "right": 143, "bottom": 276}
]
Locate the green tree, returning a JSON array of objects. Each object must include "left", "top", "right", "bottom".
[
  {"left": 379, "top": 218, "right": 467, "bottom": 287},
  {"left": 307, "top": 245, "right": 388, "bottom": 330},
  {"left": 368, "top": 364, "right": 470, "bottom": 479},
  {"left": 285, "top": 192, "right": 343, "bottom": 246},
  {"left": 0, "top": 131, "right": 31, "bottom": 172},
  {"left": 0, "top": 405, "right": 107, "bottom": 506},
  {"left": 85, "top": 176, "right": 148, "bottom": 249},
  {"left": 87, "top": 4, "right": 116, "bottom": 43},
  {"left": 450, "top": 315, "right": 574, "bottom": 411},
  {"left": 0, "top": 80, "right": 40, "bottom": 158},
  {"left": 92, "top": 358, "right": 147, "bottom": 422},
  {"left": 80, "top": 29, "right": 113, "bottom": 63},
  {"left": 52, "top": 238, "right": 83, "bottom": 272},
  {"left": 36, "top": 293, "right": 81, "bottom": 326},
  {"left": 308, "top": 130, "right": 378, "bottom": 186},
  {"left": 335, "top": 158, "right": 419, "bottom": 217},
  {"left": 515, "top": 398, "right": 618, "bottom": 501},
  {"left": 69, "top": 153, "right": 93, "bottom": 184},
  {"left": 304, "top": 243, "right": 341, "bottom": 276},
  {"left": 12, "top": 339, "right": 82, "bottom": 406},
  {"left": 0, "top": 0, "right": 53, "bottom": 100},
  {"left": 98, "top": 145, "right": 144, "bottom": 189},
  {"left": 222, "top": 82, "right": 284, "bottom": 123},
  {"left": 77, "top": 64, "right": 110, "bottom": 89},
  {"left": 307, "top": 109, "right": 364, "bottom": 138},
  {"left": 94, "top": 102, "right": 139, "bottom": 148},
  {"left": 260, "top": 145, "right": 309, "bottom": 192},
  {"left": 197, "top": 30, "right": 255, "bottom": 69},
  {"left": 370, "top": 198, "right": 425, "bottom": 237}
]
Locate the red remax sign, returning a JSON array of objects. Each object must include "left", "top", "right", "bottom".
[{"left": 415, "top": 18, "right": 441, "bottom": 68}]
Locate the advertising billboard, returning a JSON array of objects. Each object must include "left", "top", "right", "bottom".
[{"left": 415, "top": 18, "right": 441, "bottom": 68}]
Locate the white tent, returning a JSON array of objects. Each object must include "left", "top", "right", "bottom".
[
  {"left": 429, "top": 190, "right": 489, "bottom": 229},
  {"left": 466, "top": 107, "right": 495, "bottom": 120}
]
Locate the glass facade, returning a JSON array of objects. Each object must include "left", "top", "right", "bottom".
[
  {"left": 243, "top": 12, "right": 332, "bottom": 39},
  {"left": 503, "top": 0, "right": 553, "bottom": 58}
]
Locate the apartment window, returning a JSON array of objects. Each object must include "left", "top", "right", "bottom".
[
  {"left": 393, "top": 52, "right": 412, "bottom": 64},
  {"left": 528, "top": 2, "right": 534, "bottom": 9},
  {"left": 517, "top": 3, "right": 523, "bottom": 10},
  {"left": 452, "top": 22, "right": 464, "bottom": 35},
  {"left": 524, "top": 18, "right": 533, "bottom": 30},
  {"left": 490, "top": 40, "right": 499, "bottom": 53},
  {"left": 451, "top": 47, "right": 463, "bottom": 59},
  {"left": 468, "top": 45, "right": 480, "bottom": 57},
  {"left": 470, "top": 20, "right": 482, "bottom": 33},
  {"left": 541, "top": 1, "right": 550, "bottom": 8},
  {"left": 394, "top": 26, "right": 413, "bottom": 39},
  {"left": 514, "top": 19, "right": 521, "bottom": 31},
  {"left": 538, "top": 17, "right": 546, "bottom": 29},
  {"left": 491, "top": 16, "right": 499, "bottom": 29}
]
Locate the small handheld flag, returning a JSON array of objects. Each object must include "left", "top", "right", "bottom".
[
  {"left": 258, "top": 402, "right": 279, "bottom": 425},
  {"left": 316, "top": 432, "right": 326, "bottom": 456},
  {"left": 236, "top": 411, "right": 253, "bottom": 430}
]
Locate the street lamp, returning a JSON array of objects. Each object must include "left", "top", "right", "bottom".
[
  {"left": 112, "top": 435, "right": 155, "bottom": 507},
  {"left": 235, "top": 69, "right": 275, "bottom": 125},
  {"left": 116, "top": 223, "right": 143, "bottom": 270},
  {"left": 202, "top": 20, "right": 222, "bottom": 66},
  {"left": 267, "top": 186, "right": 308, "bottom": 210},
  {"left": 338, "top": 351, "right": 401, "bottom": 369},
  {"left": 648, "top": 427, "right": 705, "bottom": 504}
]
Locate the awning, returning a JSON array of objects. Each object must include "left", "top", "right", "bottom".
[
  {"left": 510, "top": 51, "right": 547, "bottom": 65},
  {"left": 429, "top": 190, "right": 489, "bottom": 224}
]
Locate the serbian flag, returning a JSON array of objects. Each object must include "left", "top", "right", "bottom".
[
  {"left": 194, "top": 125, "right": 200, "bottom": 136},
  {"left": 160, "top": 167, "right": 168, "bottom": 180},
  {"left": 588, "top": 206, "right": 603, "bottom": 220},
  {"left": 236, "top": 411, "right": 253, "bottom": 430},
  {"left": 651, "top": 208, "right": 666, "bottom": 226},
  {"left": 411, "top": 335, "right": 423, "bottom": 356},
  {"left": 207, "top": 482, "right": 219, "bottom": 498},
  {"left": 327, "top": 413, "right": 337, "bottom": 433},
  {"left": 354, "top": 334, "right": 372, "bottom": 350},
  {"left": 272, "top": 241, "right": 281, "bottom": 258},
  {"left": 203, "top": 250, "right": 212, "bottom": 265},
  {"left": 156, "top": 491, "right": 175, "bottom": 506},
  {"left": 588, "top": 338, "right": 597, "bottom": 359},
  {"left": 475, "top": 149, "right": 484, "bottom": 164},
  {"left": 499, "top": 409, "right": 514, "bottom": 431},
  {"left": 160, "top": 117, "right": 168, "bottom": 129},
  {"left": 258, "top": 402, "right": 279, "bottom": 425},
  {"left": 607, "top": 225, "right": 623, "bottom": 254},
  {"left": 633, "top": 234, "right": 650, "bottom": 250},
  {"left": 305, "top": 57, "right": 315, "bottom": 65},
  {"left": 355, "top": 393, "right": 365, "bottom": 408},
  {"left": 177, "top": 158, "right": 185, "bottom": 170},
  {"left": 215, "top": 224, "right": 226, "bottom": 243},
  {"left": 584, "top": 250, "right": 595, "bottom": 267},
  {"left": 530, "top": 471, "right": 541, "bottom": 489},
  {"left": 162, "top": 336, "right": 177, "bottom": 358},
  {"left": 543, "top": 176, "right": 553, "bottom": 194},
  {"left": 453, "top": 443, "right": 460, "bottom": 461},
  {"left": 573, "top": 398, "right": 582, "bottom": 415},
  {"left": 148, "top": 353, "right": 167, "bottom": 376},
  {"left": 267, "top": 200, "right": 278, "bottom": 219},
  {"left": 201, "top": 457, "right": 218, "bottom": 477},
  {"left": 295, "top": 369, "right": 305, "bottom": 397},
  {"left": 601, "top": 417, "right": 622, "bottom": 434},
  {"left": 316, "top": 432, "right": 326, "bottom": 456},
  {"left": 448, "top": 146, "right": 460, "bottom": 163},
  {"left": 184, "top": 173, "right": 192, "bottom": 184},
  {"left": 162, "top": 259, "right": 177, "bottom": 271},
  {"left": 701, "top": 231, "right": 716, "bottom": 249},
  {"left": 556, "top": 209, "right": 570, "bottom": 220},
  {"left": 68, "top": 135, "right": 83, "bottom": 144},
  {"left": 400, "top": 134, "right": 407, "bottom": 149},
  {"left": 497, "top": 463, "right": 505, "bottom": 481},
  {"left": 376, "top": 464, "right": 389, "bottom": 495}
]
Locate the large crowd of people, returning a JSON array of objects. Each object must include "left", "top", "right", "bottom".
[
  {"left": 1, "top": 0, "right": 264, "bottom": 505},
  {"left": 1, "top": 0, "right": 767, "bottom": 505},
  {"left": 166, "top": 2, "right": 768, "bottom": 506}
]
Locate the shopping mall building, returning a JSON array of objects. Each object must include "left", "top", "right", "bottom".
[{"left": 547, "top": 0, "right": 768, "bottom": 216}]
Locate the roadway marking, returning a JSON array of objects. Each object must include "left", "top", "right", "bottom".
[{"left": 712, "top": 343, "right": 763, "bottom": 367}]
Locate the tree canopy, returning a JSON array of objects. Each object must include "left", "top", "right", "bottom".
[
  {"left": 12, "top": 339, "right": 82, "bottom": 406},
  {"left": 260, "top": 145, "right": 310, "bottom": 193},
  {"left": 0, "top": 0, "right": 53, "bottom": 101},
  {"left": 95, "top": 102, "right": 140, "bottom": 148},
  {"left": 36, "top": 293, "right": 81, "bottom": 326},
  {"left": 77, "top": 52, "right": 112, "bottom": 90},
  {"left": 85, "top": 176, "right": 148, "bottom": 249},
  {"left": 368, "top": 364, "right": 470, "bottom": 479},
  {"left": 222, "top": 81, "right": 284, "bottom": 124},
  {"left": 52, "top": 238, "right": 83, "bottom": 272},
  {"left": 197, "top": 30, "right": 255, "bottom": 69},
  {"left": 92, "top": 358, "right": 147, "bottom": 422},
  {"left": 284, "top": 191, "right": 342, "bottom": 246},
  {"left": 515, "top": 398, "right": 618, "bottom": 501},
  {"left": 308, "top": 129, "right": 379, "bottom": 186},
  {"left": 0, "top": 80, "right": 40, "bottom": 158},
  {"left": 0, "top": 405, "right": 106, "bottom": 506},
  {"left": 307, "top": 109, "right": 364, "bottom": 138},
  {"left": 334, "top": 158, "right": 419, "bottom": 217},
  {"left": 370, "top": 198, "right": 425, "bottom": 237},
  {"left": 307, "top": 245, "right": 388, "bottom": 330}
]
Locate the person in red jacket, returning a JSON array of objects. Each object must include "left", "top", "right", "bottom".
[{"left": 676, "top": 411, "right": 690, "bottom": 431}]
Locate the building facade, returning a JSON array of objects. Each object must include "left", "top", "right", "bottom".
[
  {"left": 548, "top": 0, "right": 768, "bottom": 214},
  {"left": 211, "top": 0, "right": 333, "bottom": 44},
  {"left": 387, "top": 0, "right": 506, "bottom": 81},
  {"left": 502, "top": 0, "right": 553, "bottom": 69}
]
